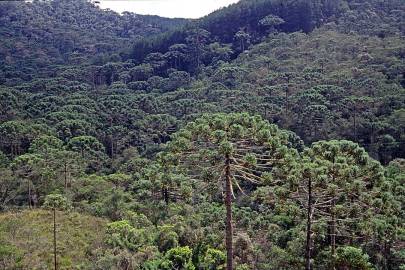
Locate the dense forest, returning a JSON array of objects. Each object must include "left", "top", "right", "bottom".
[{"left": 0, "top": 0, "right": 404, "bottom": 269}]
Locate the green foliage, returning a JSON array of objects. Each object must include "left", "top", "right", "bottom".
[
  {"left": 259, "top": 15, "right": 285, "bottom": 27},
  {"left": 161, "top": 246, "right": 195, "bottom": 270},
  {"left": 102, "top": 188, "right": 132, "bottom": 221},
  {"left": 43, "top": 194, "right": 71, "bottom": 211},
  {"left": 0, "top": 151, "right": 8, "bottom": 167},
  {"left": 156, "top": 226, "right": 179, "bottom": 252},
  {"left": 0, "top": 0, "right": 186, "bottom": 82},
  {"left": 201, "top": 248, "right": 226, "bottom": 269},
  {"left": 335, "top": 246, "right": 373, "bottom": 270},
  {"left": 236, "top": 264, "right": 250, "bottom": 270},
  {"left": 259, "top": 14, "right": 285, "bottom": 34},
  {"left": 0, "top": 243, "right": 23, "bottom": 269},
  {"left": 105, "top": 220, "right": 151, "bottom": 251},
  {"left": 29, "top": 135, "right": 63, "bottom": 154}
]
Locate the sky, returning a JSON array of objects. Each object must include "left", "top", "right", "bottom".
[{"left": 98, "top": 0, "right": 240, "bottom": 19}]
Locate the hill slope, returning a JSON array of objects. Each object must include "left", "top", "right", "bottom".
[
  {"left": 0, "top": 0, "right": 187, "bottom": 84},
  {"left": 0, "top": 0, "right": 403, "bottom": 162},
  {"left": 0, "top": 210, "right": 107, "bottom": 269}
]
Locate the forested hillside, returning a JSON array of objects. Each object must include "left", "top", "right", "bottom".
[
  {"left": 0, "top": 0, "right": 187, "bottom": 83},
  {"left": 0, "top": 0, "right": 404, "bottom": 269}
]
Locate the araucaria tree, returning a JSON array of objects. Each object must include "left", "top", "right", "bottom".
[
  {"left": 164, "top": 113, "right": 297, "bottom": 270},
  {"left": 290, "top": 140, "right": 385, "bottom": 269},
  {"left": 43, "top": 194, "right": 71, "bottom": 270}
]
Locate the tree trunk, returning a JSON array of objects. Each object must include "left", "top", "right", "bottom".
[
  {"left": 110, "top": 136, "right": 114, "bottom": 159},
  {"left": 53, "top": 208, "right": 57, "bottom": 270},
  {"left": 353, "top": 106, "right": 357, "bottom": 142},
  {"left": 92, "top": 71, "right": 96, "bottom": 90},
  {"left": 162, "top": 188, "right": 169, "bottom": 205},
  {"left": 196, "top": 38, "right": 201, "bottom": 69},
  {"left": 64, "top": 163, "right": 68, "bottom": 189},
  {"left": 285, "top": 85, "right": 290, "bottom": 118},
  {"left": 28, "top": 180, "right": 31, "bottom": 209},
  {"left": 225, "top": 153, "right": 233, "bottom": 270},
  {"left": 331, "top": 198, "right": 336, "bottom": 270},
  {"left": 369, "top": 122, "right": 378, "bottom": 160},
  {"left": 305, "top": 175, "right": 312, "bottom": 270}
]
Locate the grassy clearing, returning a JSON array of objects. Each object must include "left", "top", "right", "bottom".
[{"left": 0, "top": 209, "right": 107, "bottom": 269}]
